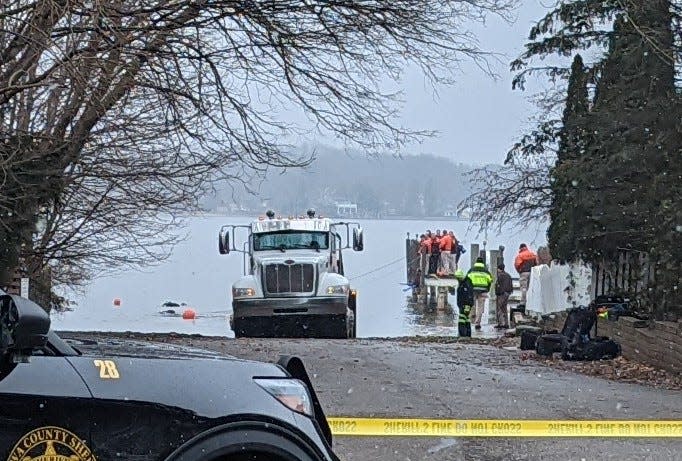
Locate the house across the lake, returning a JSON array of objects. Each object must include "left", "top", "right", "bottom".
[{"left": 334, "top": 201, "right": 358, "bottom": 217}]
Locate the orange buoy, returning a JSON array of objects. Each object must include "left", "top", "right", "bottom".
[
  {"left": 182, "top": 308, "right": 196, "bottom": 320},
  {"left": 113, "top": 298, "right": 121, "bottom": 307}
]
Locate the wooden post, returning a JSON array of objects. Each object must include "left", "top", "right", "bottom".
[
  {"left": 406, "top": 234, "right": 419, "bottom": 285},
  {"left": 470, "top": 243, "right": 479, "bottom": 269},
  {"left": 436, "top": 287, "right": 447, "bottom": 311},
  {"left": 406, "top": 233, "right": 423, "bottom": 303},
  {"left": 489, "top": 249, "right": 499, "bottom": 302},
  {"left": 488, "top": 249, "right": 498, "bottom": 321},
  {"left": 418, "top": 246, "right": 426, "bottom": 299}
]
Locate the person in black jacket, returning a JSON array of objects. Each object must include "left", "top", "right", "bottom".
[
  {"left": 495, "top": 263, "right": 513, "bottom": 329},
  {"left": 454, "top": 269, "right": 473, "bottom": 337}
]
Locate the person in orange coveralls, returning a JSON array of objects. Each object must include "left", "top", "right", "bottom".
[
  {"left": 514, "top": 243, "right": 538, "bottom": 306},
  {"left": 438, "top": 230, "right": 453, "bottom": 274}
]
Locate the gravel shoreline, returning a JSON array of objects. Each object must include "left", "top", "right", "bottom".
[{"left": 58, "top": 330, "right": 681, "bottom": 390}]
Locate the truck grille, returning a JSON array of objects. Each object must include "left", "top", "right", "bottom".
[{"left": 264, "top": 263, "right": 315, "bottom": 294}]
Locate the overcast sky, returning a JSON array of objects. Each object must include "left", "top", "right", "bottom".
[
  {"left": 394, "top": 1, "right": 551, "bottom": 165},
  {"left": 274, "top": 2, "right": 554, "bottom": 168}
]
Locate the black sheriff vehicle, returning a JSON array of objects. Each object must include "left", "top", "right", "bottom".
[{"left": 0, "top": 290, "right": 338, "bottom": 461}]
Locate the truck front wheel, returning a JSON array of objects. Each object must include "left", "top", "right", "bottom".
[
  {"left": 232, "top": 323, "right": 246, "bottom": 339},
  {"left": 348, "top": 291, "right": 357, "bottom": 339}
]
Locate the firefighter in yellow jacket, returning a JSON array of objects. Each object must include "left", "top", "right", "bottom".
[{"left": 467, "top": 257, "right": 493, "bottom": 330}]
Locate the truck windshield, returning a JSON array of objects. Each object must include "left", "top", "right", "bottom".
[{"left": 253, "top": 231, "right": 329, "bottom": 251}]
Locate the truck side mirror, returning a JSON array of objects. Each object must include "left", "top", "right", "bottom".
[
  {"left": 1, "top": 294, "right": 50, "bottom": 363},
  {"left": 352, "top": 227, "right": 364, "bottom": 252},
  {"left": 218, "top": 229, "right": 230, "bottom": 254}
]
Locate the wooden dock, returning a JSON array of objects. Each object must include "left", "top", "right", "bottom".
[
  {"left": 422, "top": 277, "right": 458, "bottom": 310},
  {"left": 405, "top": 235, "right": 522, "bottom": 319}
]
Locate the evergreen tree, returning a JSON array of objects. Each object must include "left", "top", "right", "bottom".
[
  {"left": 547, "top": 54, "right": 590, "bottom": 261},
  {"left": 508, "top": 0, "right": 681, "bottom": 316},
  {"left": 577, "top": 3, "right": 676, "bottom": 261},
  {"left": 648, "top": 103, "right": 682, "bottom": 317}
]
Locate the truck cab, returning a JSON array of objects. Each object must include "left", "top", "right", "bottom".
[{"left": 219, "top": 210, "right": 363, "bottom": 338}]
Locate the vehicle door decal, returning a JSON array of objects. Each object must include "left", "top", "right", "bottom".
[
  {"left": 7, "top": 426, "right": 96, "bottom": 461},
  {"left": 92, "top": 360, "right": 120, "bottom": 379}
]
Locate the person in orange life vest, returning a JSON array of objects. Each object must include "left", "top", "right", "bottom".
[
  {"left": 438, "top": 230, "right": 454, "bottom": 274},
  {"left": 514, "top": 243, "right": 538, "bottom": 306},
  {"left": 448, "top": 230, "right": 459, "bottom": 270}
]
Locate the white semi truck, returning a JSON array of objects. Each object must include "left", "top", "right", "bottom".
[{"left": 218, "top": 209, "right": 363, "bottom": 338}]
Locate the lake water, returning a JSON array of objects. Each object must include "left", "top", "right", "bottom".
[{"left": 51, "top": 216, "right": 546, "bottom": 337}]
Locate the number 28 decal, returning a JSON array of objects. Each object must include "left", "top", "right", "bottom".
[{"left": 93, "top": 359, "right": 120, "bottom": 379}]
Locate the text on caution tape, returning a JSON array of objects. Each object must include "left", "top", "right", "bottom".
[{"left": 327, "top": 418, "right": 682, "bottom": 437}]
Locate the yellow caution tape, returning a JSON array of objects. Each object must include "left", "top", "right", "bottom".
[{"left": 327, "top": 418, "right": 682, "bottom": 437}]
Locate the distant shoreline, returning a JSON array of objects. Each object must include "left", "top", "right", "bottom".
[{"left": 186, "top": 211, "right": 473, "bottom": 222}]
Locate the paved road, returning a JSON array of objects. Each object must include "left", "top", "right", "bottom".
[{"left": 64, "top": 334, "right": 682, "bottom": 461}]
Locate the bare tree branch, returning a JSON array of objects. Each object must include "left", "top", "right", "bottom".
[{"left": 1, "top": 0, "right": 518, "bottom": 288}]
